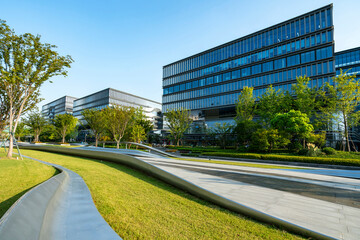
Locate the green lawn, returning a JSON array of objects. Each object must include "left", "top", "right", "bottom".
[
  {"left": 0, "top": 152, "right": 58, "bottom": 218},
  {"left": 20, "top": 149, "right": 304, "bottom": 240}
]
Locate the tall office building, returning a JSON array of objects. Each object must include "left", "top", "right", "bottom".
[
  {"left": 73, "top": 88, "right": 163, "bottom": 130},
  {"left": 162, "top": 5, "right": 335, "bottom": 134},
  {"left": 41, "top": 96, "right": 77, "bottom": 120}
]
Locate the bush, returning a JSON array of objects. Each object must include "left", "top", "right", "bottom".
[
  {"left": 323, "top": 147, "right": 336, "bottom": 155},
  {"left": 298, "top": 149, "right": 308, "bottom": 156},
  {"left": 165, "top": 149, "right": 177, "bottom": 153}
]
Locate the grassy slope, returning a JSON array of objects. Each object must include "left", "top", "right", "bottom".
[
  {"left": 0, "top": 152, "right": 57, "bottom": 217},
  {"left": 20, "top": 149, "right": 303, "bottom": 240}
]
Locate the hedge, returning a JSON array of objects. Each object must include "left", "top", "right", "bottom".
[{"left": 202, "top": 152, "right": 360, "bottom": 167}]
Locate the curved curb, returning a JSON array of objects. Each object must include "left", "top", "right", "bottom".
[
  {"left": 0, "top": 154, "right": 121, "bottom": 240},
  {"left": 19, "top": 145, "right": 335, "bottom": 240}
]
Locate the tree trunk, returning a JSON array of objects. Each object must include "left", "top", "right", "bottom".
[
  {"left": 7, "top": 114, "right": 13, "bottom": 158},
  {"left": 116, "top": 141, "right": 120, "bottom": 149},
  {"left": 177, "top": 139, "right": 180, "bottom": 146},
  {"left": 344, "top": 114, "right": 351, "bottom": 152},
  {"left": 62, "top": 135, "right": 65, "bottom": 144},
  {"left": 95, "top": 138, "right": 98, "bottom": 147}
]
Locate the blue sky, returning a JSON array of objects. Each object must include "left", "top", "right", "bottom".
[{"left": 1, "top": 0, "right": 359, "bottom": 107}]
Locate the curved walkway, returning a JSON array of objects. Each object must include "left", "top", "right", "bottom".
[
  {"left": 0, "top": 155, "right": 121, "bottom": 240},
  {"left": 81, "top": 147, "right": 360, "bottom": 240}
]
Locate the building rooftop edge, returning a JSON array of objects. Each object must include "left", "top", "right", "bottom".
[
  {"left": 162, "top": 4, "right": 333, "bottom": 68},
  {"left": 73, "top": 88, "right": 162, "bottom": 106}
]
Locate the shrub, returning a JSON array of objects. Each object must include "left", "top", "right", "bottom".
[
  {"left": 322, "top": 147, "right": 336, "bottom": 155},
  {"left": 165, "top": 149, "right": 177, "bottom": 153}
]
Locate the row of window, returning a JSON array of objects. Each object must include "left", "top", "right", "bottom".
[
  {"left": 163, "top": 47, "right": 333, "bottom": 95},
  {"left": 337, "top": 66, "right": 360, "bottom": 77},
  {"left": 335, "top": 49, "right": 360, "bottom": 68},
  {"left": 163, "top": 30, "right": 333, "bottom": 86},
  {"left": 162, "top": 77, "right": 332, "bottom": 112},
  {"left": 163, "top": 60, "right": 334, "bottom": 103},
  {"left": 163, "top": 7, "right": 332, "bottom": 78}
]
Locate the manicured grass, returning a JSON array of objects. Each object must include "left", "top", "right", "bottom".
[
  {"left": 0, "top": 152, "right": 58, "bottom": 218},
  {"left": 20, "top": 149, "right": 304, "bottom": 239},
  {"left": 202, "top": 152, "right": 360, "bottom": 167},
  {"left": 173, "top": 157, "right": 302, "bottom": 169}
]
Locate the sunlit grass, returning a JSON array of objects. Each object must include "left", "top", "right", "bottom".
[
  {"left": 0, "top": 151, "right": 58, "bottom": 217},
  {"left": 20, "top": 149, "right": 304, "bottom": 239}
]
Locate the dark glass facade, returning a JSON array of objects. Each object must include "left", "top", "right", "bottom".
[
  {"left": 335, "top": 47, "right": 360, "bottom": 78},
  {"left": 42, "top": 96, "right": 77, "bottom": 120},
  {"left": 162, "top": 5, "right": 335, "bottom": 129}
]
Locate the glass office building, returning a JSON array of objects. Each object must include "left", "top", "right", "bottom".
[
  {"left": 162, "top": 4, "right": 335, "bottom": 131},
  {"left": 331, "top": 47, "right": 360, "bottom": 149},
  {"left": 42, "top": 96, "right": 77, "bottom": 120},
  {"left": 73, "top": 88, "right": 163, "bottom": 130},
  {"left": 335, "top": 47, "right": 360, "bottom": 78}
]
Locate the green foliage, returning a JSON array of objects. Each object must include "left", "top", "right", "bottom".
[
  {"left": 256, "top": 85, "right": 292, "bottom": 125},
  {"left": 53, "top": 114, "right": 78, "bottom": 143},
  {"left": 234, "top": 119, "right": 261, "bottom": 147},
  {"left": 39, "top": 124, "right": 57, "bottom": 142},
  {"left": 81, "top": 108, "right": 106, "bottom": 147},
  {"left": 103, "top": 105, "right": 136, "bottom": 148},
  {"left": 209, "top": 122, "right": 234, "bottom": 149},
  {"left": 235, "top": 87, "right": 256, "bottom": 122},
  {"left": 164, "top": 108, "right": 192, "bottom": 146},
  {"left": 15, "top": 121, "right": 27, "bottom": 141},
  {"left": 324, "top": 70, "right": 360, "bottom": 151},
  {"left": 0, "top": 19, "right": 73, "bottom": 157},
  {"left": 271, "top": 110, "right": 314, "bottom": 148},
  {"left": 308, "top": 131, "right": 326, "bottom": 148},
  {"left": 24, "top": 111, "right": 48, "bottom": 142},
  {"left": 130, "top": 124, "right": 146, "bottom": 144},
  {"left": 250, "top": 128, "right": 290, "bottom": 153},
  {"left": 322, "top": 147, "right": 336, "bottom": 155}
]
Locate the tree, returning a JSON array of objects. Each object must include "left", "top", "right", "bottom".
[
  {"left": 234, "top": 87, "right": 260, "bottom": 148},
  {"left": 24, "top": 111, "right": 48, "bottom": 142},
  {"left": 164, "top": 108, "right": 192, "bottom": 146},
  {"left": 130, "top": 125, "right": 146, "bottom": 145},
  {"left": 81, "top": 108, "right": 106, "bottom": 147},
  {"left": 15, "top": 121, "right": 27, "bottom": 141},
  {"left": 324, "top": 70, "right": 360, "bottom": 151},
  {"left": 209, "top": 122, "right": 234, "bottom": 149},
  {"left": 53, "top": 114, "right": 78, "bottom": 143},
  {"left": 0, "top": 20, "right": 73, "bottom": 157},
  {"left": 257, "top": 85, "right": 292, "bottom": 125},
  {"left": 103, "top": 105, "right": 136, "bottom": 149},
  {"left": 235, "top": 87, "right": 256, "bottom": 122},
  {"left": 271, "top": 110, "right": 314, "bottom": 149},
  {"left": 250, "top": 128, "right": 290, "bottom": 152}
]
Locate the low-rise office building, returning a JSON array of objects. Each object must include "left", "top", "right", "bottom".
[
  {"left": 41, "top": 96, "right": 77, "bottom": 120},
  {"left": 73, "top": 88, "right": 162, "bottom": 130}
]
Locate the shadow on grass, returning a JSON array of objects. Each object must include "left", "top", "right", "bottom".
[{"left": 0, "top": 169, "right": 59, "bottom": 218}]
